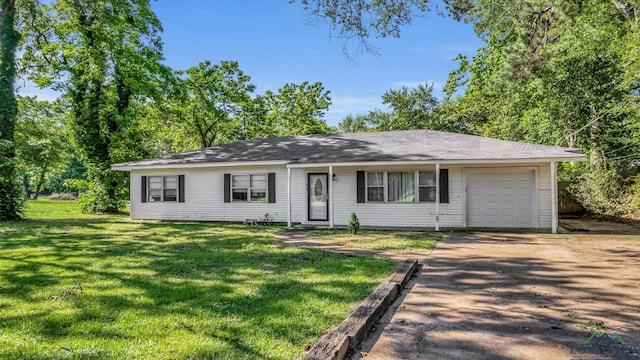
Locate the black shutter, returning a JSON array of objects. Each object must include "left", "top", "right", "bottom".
[
  {"left": 439, "top": 169, "right": 449, "bottom": 204},
  {"left": 141, "top": 176, "right": 147, "bottom": 203},
  {"left": 224, "top": 174, "right": 231, "bottom": 203},
  {"left": 268, "top": 173, "right": 276, "bottom": 203},
  {"left": 356, "top": 171, "right": 365, "bottom": 203},
  {"left": 178, "top": 175, "right": 185, "bottom": 203}
]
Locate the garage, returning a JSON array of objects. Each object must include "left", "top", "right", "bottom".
[{"left": 466, "top": 169, "right": 536, "bottom": 228}]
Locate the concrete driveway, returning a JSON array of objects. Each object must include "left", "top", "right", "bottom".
[{"left": 354, "top": 233, "right": 640, "bottom": 359}]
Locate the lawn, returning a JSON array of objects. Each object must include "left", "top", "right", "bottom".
[
  {"left": 306, "top": 229, "right": 442, "bottom": 253},
  {"left": 0, "top": 200, "right": 397, "bottom": 360}
]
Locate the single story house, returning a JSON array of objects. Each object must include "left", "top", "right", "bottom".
[{"left": 111, "top": 130, "right": 586, "bottom": 233}]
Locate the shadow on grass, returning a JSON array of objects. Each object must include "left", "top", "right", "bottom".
[{"left": 0, "top": 217, "right": 397, "bottom": 359}]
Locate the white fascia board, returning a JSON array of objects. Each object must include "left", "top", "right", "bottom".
[
  {"left": 286, "top": 156, "right": 587, "bottom": 168},
  {"left": 111, "top": 160, "right": 290, "bottom": 171}
]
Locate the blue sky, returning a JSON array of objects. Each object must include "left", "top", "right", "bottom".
[{"left": 18, "top": 0, "right": 484, "bottom": 127}]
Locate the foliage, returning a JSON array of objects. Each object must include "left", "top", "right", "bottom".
[
  {"left": 146, "top": 68, "right": 334, "bottom": 154},
  {"left": 569, "top": 166, "right": 625, "bottom": 215},
  {"left": 21, "top": 0, "right": 168, "bottom": 213},
  {"left": 377, "top": 83, "right": 442, "bottom": 130},
  {"left": 14, "top": 96, "right": 69, "bottom": 199},
  {"left": 324, "top": 0, "right": 640, "bottom": 216},
  {"left": 347, "top": 212, "right": 360, "bottom": 234},
  {"left": 338, "top": 110, "right": 391, "bottom": 133},
  {"left": 0, "top": 0, "right": 23, "bottom": 220},
  {"left": 338, "top": 113, "right": 371, "bottom": 133},
  {"left": 174, "top": 60, "right": 256, "bottom": 149},
  {"left": 0, "top": 200, "right": 396, "bottom": 359},
  {"left": 632, "top": 175, "right": 640, "bottom": 213},
  {"left": 265, "top": 81, "right": 334, "bottom": 136},
  {"left": 441, "top": 1, "right": 640, "bottom": 213},
  {"left": 294, "top": 0, "right": 430, "bottom": 56}
]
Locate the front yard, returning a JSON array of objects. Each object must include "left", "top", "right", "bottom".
[
  {"left": 0, "top": 200, "right": 397, "bottom": 359},
  {"left": 306, "top": 229, "right": 441, "bottom": 253}
]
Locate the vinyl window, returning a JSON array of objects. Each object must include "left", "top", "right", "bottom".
[
  {"left": 418, "top": 171, "right": 436, "bottom": 202},
  {"left": 366, "top": 172, "right": 384, "bottom": 202},
  {"left": 148, "top": 176, "right": 178, "bottom": 202},
  {"left": 231, "top": 174, "right": 267, "bottom": 202}
]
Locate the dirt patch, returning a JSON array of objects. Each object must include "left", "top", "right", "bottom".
[
  {"left": 561, "top": 218, "right": 640, "bottom": 234},
  {"left": 354, "top": 232, "right": 640, "bottom": 360}
]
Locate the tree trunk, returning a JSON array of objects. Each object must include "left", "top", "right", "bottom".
[
  {"left": 589, "top": 106, "right": 602, "bottom": 167},
  {"left": 0, "top": 0, "right": 22, "bottom": 219},
  {"left": 33, "top": 169, "right": 46, "bottom": 200},
  {"left": 22, "top": 173, "right": 31, "bottom": 200}
]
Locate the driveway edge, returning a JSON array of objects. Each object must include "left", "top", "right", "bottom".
[{"left": 305, "top": 259, "right": 420, "bottom": 360}]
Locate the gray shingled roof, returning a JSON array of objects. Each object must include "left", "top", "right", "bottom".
[{"left": 112, "top": 130, "right": 585, "bottom": 168}]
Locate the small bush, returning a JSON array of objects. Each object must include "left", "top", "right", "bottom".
[
  {"left": 347, "top": 212, "right": 360, "bottom": 235},
  {"left": 632, "top": 175, "right": 640, "bottom": 213},
  {"left": 48, "top": 193, "right": 77, "bottom": 201}
]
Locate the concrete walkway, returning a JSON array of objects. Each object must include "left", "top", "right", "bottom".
[
  {"left": 352, "top": 232, "right": 640, "bottom": 360},
  {"left": 274, "top": 229, "right": 428, "bottom": 262}
]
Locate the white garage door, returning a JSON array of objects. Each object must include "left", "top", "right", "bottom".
[{"left": 467, "top": 169, "right": 535, "bottom": 228}]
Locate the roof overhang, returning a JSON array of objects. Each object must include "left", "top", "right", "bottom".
[
  {"left": 111, "top": 160, "right": 291, "bottom": 171},
  {"left": 112, "top": 155, "right": 587, "bottom": 171},
  {"left": 286, "top": 156, "right": 587, "bottom": 168}
]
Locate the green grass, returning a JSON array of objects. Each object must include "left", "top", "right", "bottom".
[
  {"left": 0, "top": 200, "right": 397, "bottom": 360},
  {"left": 306, "top": 229, "right": 442, "bottom": 253}
]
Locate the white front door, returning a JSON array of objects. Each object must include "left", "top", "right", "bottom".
[
  {"left": 308, "top": 173, "right": 328, "bottom": 221},
  {"left": 466, "top": 169, "right": 536, "bottom": 228}
]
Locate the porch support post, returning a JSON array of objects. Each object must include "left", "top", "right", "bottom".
[
  {"left": 435, "top": 163, "right": 440, "bottom": 231},
  {"left": 550, "top": 161, "right": 558, "bottom": 234},
  {"left": 287, "top": 167, "right": 292, "bottom": 228},
  {"left": 329, "top": 165, "right": 334, "bottom": 228}
]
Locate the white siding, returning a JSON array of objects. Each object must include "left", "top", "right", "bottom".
[
  {"left": 128, "top": 161, "right": 554, "bottom": 230},
  {"left": 131, "top": 166, "right": 289, "bottom": 222},
  {"left": 290, "top": 165, "right": 465, "bottom": 228},
  {"left": 538, "top": 164, "right": 552, "bottom": 229}
]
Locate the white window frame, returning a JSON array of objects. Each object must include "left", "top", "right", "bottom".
[
  {"left": 148, "top": 175, "right": 178, "bottom": 202},
  {"left": 365, "top": 170, "right": 437, "bottom": 203},
  {"left": 365, "top": 171, "right": 385, "bottom": 202},
  {"left": 418, "top": 171, "right": 437, "bottom": 203},
  {"left": 231, "top": 174, "right": 268, "bottom": 202}
]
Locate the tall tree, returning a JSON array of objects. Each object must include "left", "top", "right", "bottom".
[
  {"left": 22, "top": 0, "right": 167, "bottom": 213},
  {"left": 178, "top": 60, "right": 255, "bottom": 148},
  {"left": 265, "top": 81, "right": 333, "bottom": 136},
  {"left": 0, "top": 0, "right": 23, "bottom": 219},
  {"left": 378, "top": 83, "right": 440, "bottom": 130}
]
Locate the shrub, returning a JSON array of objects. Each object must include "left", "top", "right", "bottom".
[
  {"left": 570, "top": 167, "right": 625, "bottom": 215},
  {"left": 347, "top": 212, "right": 360, "bottom": 235},
  {"left": 631, "top": 175, "right": 640, "bottom": 213},
  {"left": 78, "top": 183, "right": 123, "bottom": 213}
]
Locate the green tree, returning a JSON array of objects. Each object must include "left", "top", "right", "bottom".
[
  {"left": 15, "top": 96, "right": 67, "bottom": 199},
  {"left": 265, "top": 81, "right": 333, "bottom": 136},
  {"left": 378, "top": 83, "right": 440, "bottom": 130},
  {"left": 176, "top": 60, "right": 256, "bottom": 149},
  {"left": 22, "top": 0, "right": 167, "bottom": 213},
  {"left": 338, "top": 114, "right": 371, "bottom": 133},
  {"left": 0, "top": 0, "right": 23, "bottom": 219},
  {"left": 294, "top": 0, "right": 429, "bottom": 56}
]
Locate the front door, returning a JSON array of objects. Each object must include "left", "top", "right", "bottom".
[{"left": 308, "top": 173, "right": 329, "bottom": 221}]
